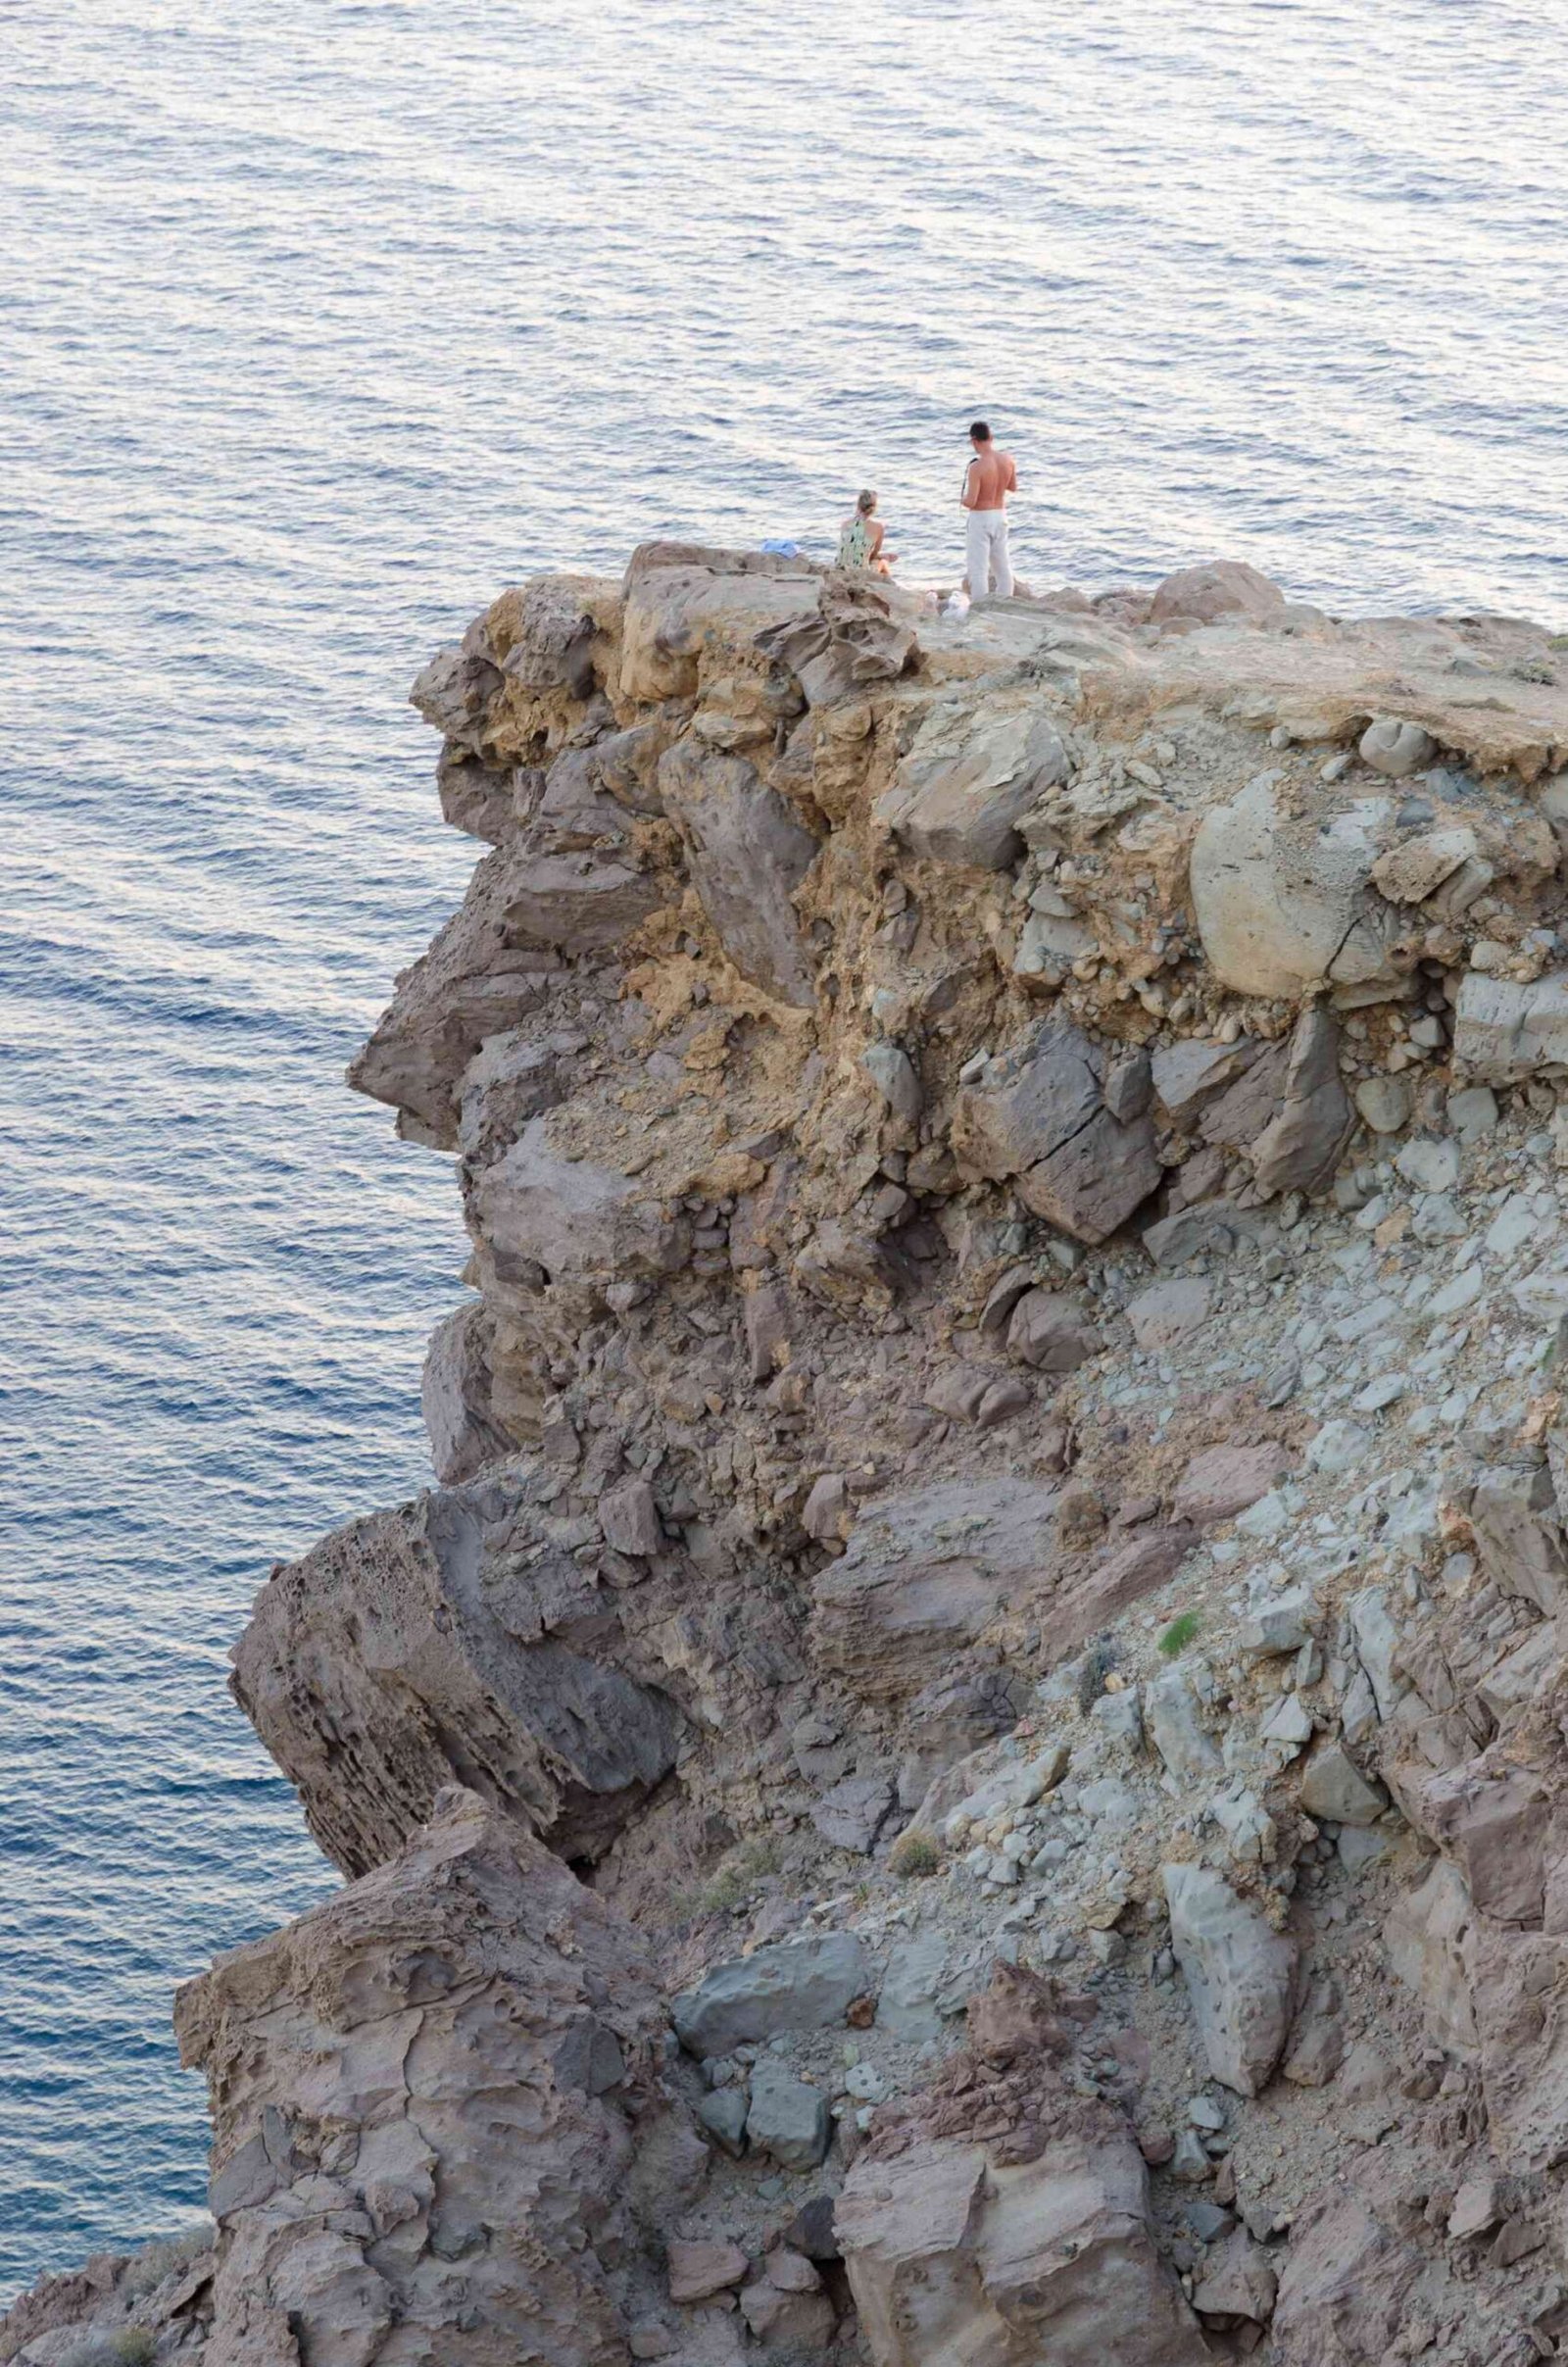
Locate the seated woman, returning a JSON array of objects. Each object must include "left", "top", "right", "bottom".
[{"left": 835, "top": 488, "right": 895, "bottom": 575}]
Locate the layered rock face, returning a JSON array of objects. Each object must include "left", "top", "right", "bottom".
[{"left": 16, "top": 548, "right": 1568, "bottom": 2367}]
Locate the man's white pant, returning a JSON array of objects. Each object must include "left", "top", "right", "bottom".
[{"left": 965, "top": 508, "right": 1013, "bottom": 599}]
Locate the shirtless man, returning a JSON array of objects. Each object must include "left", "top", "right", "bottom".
[{"left": 959, "top": 419, "right": 1017, "bottom": 599}]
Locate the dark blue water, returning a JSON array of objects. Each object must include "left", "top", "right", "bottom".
[{"left": 4, "top": 0, "right": 1567, "bottom": 2302}]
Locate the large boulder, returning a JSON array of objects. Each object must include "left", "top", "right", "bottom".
[
  {"left": 420, "top": 1301, "right": 513, "bottom": 1483},
  {"left": 409, "top": 642, "right": 505, "bottom": 749},
  {"left": 231, "top": 1474, "right": 681, "bottom": 1876},
  {"left": 756, "top": 570, "right": 922, "bottom": 704},
  {"left": 838, "top": 2121, "right": 1208, "bottom": 2366},
  {"left": 658, "top": 742, "right": 821, "bottom": 1007},
  {"left": 483, "top": 571, "right": 601, "bottom": 695},
  {"left": 1150, "top": 561, "right": 1287, "bottom": 628},
  {"left": 617, "top": 552, "right": 819, "bottom": 703},
  {"left": 472, "top": 1118, "right": 689, "bottom": 1288},
  {"left": 1189, "top": 773, "right": 1400, "bottom": 999},
  {"left": 811, "top": 1480, "right": 1060, "bottom": 1702},
  {"left": 951, "top": 1018, "right": 1161, "bottom": 1243},
  {"left": 1162, "top": 1861, "right": 1299, "bottom": 2096},
  {"left": 876, "top": 695, "right": 1070, "bottom": 870},
  {"left": 503, "top": 850, "right": 662, "bottom": 956},
  {"left": 174, "top": 1788, "right": 680, "bottom": 2367},
  {"left": 671, "top": 1933, "right": 870, "bottom": 2057}
]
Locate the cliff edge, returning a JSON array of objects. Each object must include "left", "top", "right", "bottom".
[{"left": 12, "top": 547, "right": 1568, "bottom": 2365}]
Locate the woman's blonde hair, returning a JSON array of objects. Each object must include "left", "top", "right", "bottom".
[{"left": 857, "top": 488, "right": 877, "bottom": 515}]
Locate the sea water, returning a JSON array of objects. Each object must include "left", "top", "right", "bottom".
[{"left": 3, "top": 0, "right": 1566, "bottom": 2298}]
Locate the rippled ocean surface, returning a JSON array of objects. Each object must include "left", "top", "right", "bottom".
[{"left": 3, "top": 0, "right": 1567, "bottom": 2300}]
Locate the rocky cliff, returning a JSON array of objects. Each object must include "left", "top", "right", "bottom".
[{"left": 14, "top": 545, "right": 1568, "bottom": 2366}]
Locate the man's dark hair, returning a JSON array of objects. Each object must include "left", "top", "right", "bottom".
[{"left": 969, "top": 419, "right": 992, "bottom": 441}]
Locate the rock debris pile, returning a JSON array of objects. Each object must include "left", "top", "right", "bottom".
[{"left": 13, "top": 544, "right": 1568, "bottom": 2365}]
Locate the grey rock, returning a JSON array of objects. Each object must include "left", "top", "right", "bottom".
[
  {"left": 876, "top": 695, "right": 1070, "bottom": 869},
  {"left": 553, "top": 2013, "right": 626, "bottom": 2096},
  {"left": 1190, "top": 772, "right": 1398, "bottom": 999},
  {"left": 347, "top": 847, "right": 555, "bottom": 1147},
  {"left": 1348, "top": 1586, "right": 1405, "bottom": 1721},
  {"left": 1015, "top": 907, "right": 1095, "bottom": 975},
  {"left": 420, "top": 1302, "right": 512, "bottom": 1485},
  {"left": 1353, "top": 1075, "right": 1412, "bottom": 1135},
  {"left": 658, "top": 742, "right": 821, "bottom": 1007},
  {"left": 1338, "top": 1824, "right": 1393, "bottom": 1875},
  {"left": 1168, "top": 2129, "right": 1213, "bottom": 2180},
  {"left": 1298, "top": 1742, "right": 1388, "bottom": 1827},
  {"left": 1143, "top": 1200, "right": 1268, "bottom": 1265},
  {"left": 475, "top": 1118, "right": 687, "bottom": 1287},
  {"left": 697, "top": 2089, "right": 750, "bottom": 2157},
  {"left": 457, "top": 1024, "right": 575, "bottom": 1167},
  {"left": 1446, "top": 1083, "right": 1499, "bottom": 1140},
  {"left": 876, "top": 1934, "right": 949, "bottom": 2044},
  {"left": 1306, "top": 1419, "right": 1372, "bottom": 1476},
  {"left": 1452, "top": 969, "right": 1568, "bottom": 1083},
  {"left": 1250, "top": 1006, "right": 1354, "bottom": 1198},
  {"left": 671, "top": 1933, "right": 870, "bottom": 2057},
  {"left": 598, "top": 1477, "right": 663, "bottom": 1558},
  {"left": 786, "top": 2194, "right": 842, "bottom": 2261},
  {"left": 437, "top": 749, "right": 514, "bottom": 844},
  {"left": 1127, "top": 1278, "right": 1211, "bottom": 1353},
  {"left": 745, "top": 2061, "right": 832, "bottom": 2171},
  {"left": 1259, "top": 1693, "right": 1313, "bottom": 1749},
  {"left": 504, "top": 849, "right": 663, "bottom": 958},
  {"left": 1237, "top": 1588, "right": 1315, "bottom": 1658},
  {"left": 1163, "top": 1860, "right": 1300, "bottom": 2096},
  {"left": 1147, "top": 1671, "right": 1223, "bottom": 1787},
  {"left": 1104, "top": 1049, "right": 1153, "bottom": 1120},
  {"left": 863, "top": 1042, "right": 923, "bottom": 1125},
  {"left": 952, "top": 1017, "right": 1161, "bottom": 1245},
  {"left": 1359, "top": 716, "right": 1438, "bottom": 777},
  {"left": 1151, "top": 1037, "right": 1264, "bottom": 1127},
  {"left": 810, "top": 1770, "right": 897, "bottom": 1854},
  {"left": 411, "top": 640, "right": 504, "bottom": 745},
  {"left": 1396, "top": 1136, "right": 1459, "bottom": 1195}
]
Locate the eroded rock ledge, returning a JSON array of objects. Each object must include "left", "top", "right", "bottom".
[{"left": 13, "top": 548, "right": 1568, "bottom": 2367}]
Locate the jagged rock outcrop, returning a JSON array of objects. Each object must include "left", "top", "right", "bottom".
[
  {"left": 173, "top": 1787, "right": 696, "bottom": 2367},
  {"left": 232, "top": 1471, "right": 686, "bottom": 1874}
]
